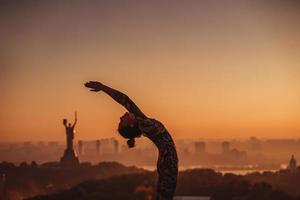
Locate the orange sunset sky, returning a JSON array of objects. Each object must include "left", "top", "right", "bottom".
[{"left": 0, "top": 1, "right": 300, "bottom": 142}]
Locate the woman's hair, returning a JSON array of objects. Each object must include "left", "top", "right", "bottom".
[{"left": 118, "top": 121, "right": 142, "bottom": 148}]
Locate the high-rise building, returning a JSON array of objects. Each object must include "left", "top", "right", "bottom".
[
  {"left": 222, "top": 141, "right": 230, "bottom": 154},
  {"left": 195, "top": 142, "right": 206, "bottom": 153},
  {"left": 113, "top": 140, "right": 119, "bottom": 154},
  {"left": 96, "top": 140, "right": 101, "bottom": 154},
  {"left": 78, "top": 140, "right": 83, "bottom": 155},
  {"left": 249, "top": 136, "right": 262, "bottom": 151},
  {"left": 48, "top": 141, "right": 59, "bottom": 148}
]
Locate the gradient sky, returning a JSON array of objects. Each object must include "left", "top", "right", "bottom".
[{"left": 0, "top": 1, "right": 300, "bottom": 142}]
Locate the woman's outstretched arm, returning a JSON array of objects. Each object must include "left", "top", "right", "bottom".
[{"left": 84, "top": 81, "right": 146, "bottom": 118}]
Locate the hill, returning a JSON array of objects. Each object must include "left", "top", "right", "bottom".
[{"left": 27, "top": 169, "right": 300, "bottom": 200}]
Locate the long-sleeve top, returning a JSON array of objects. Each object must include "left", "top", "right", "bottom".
[{"left": 137, "top": 117, "right": 178, "bottom": 200}]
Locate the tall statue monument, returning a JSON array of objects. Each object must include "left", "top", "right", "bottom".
[{"left": 60, "top": 112, "right": 80, "bottom": 167}]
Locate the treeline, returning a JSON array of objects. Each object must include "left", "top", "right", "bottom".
[
  {"left": 0, "top": 161, "right": 145, "bottom": 200},
  {"left": 28, "top": 168, "right": 300, "bottom": 200}
]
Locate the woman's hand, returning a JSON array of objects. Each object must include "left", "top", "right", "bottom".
[
  {"left": 84, "top": 81, "right": 104, "bottom": 92},
  {"left": 84, "top": 81, "right": 146, "bottom": 118}
]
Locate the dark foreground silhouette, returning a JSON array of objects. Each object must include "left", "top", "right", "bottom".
[
  {"left": 1, "top": 161, "right": 300, "bottom": 200},
  {"left": 0, "top": 161, "right": 145, "bottom": 200},
  {"left": 27, "top": 168, "right": 300, "bottom": 200}
]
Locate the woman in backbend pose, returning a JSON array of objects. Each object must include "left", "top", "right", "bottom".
[{"left": 85, "top": 81, "right": 178, "bottom": 200}]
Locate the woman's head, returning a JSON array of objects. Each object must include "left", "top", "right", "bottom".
[{"left": 118, "top": 112, "right": 142, "bottom": 148}]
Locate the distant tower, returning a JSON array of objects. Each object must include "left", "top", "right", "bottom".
[
  {"left": 222, "top": 141, "right": 230, "bottom": 154},
  {"left": 113, "top": 139, "right": 119, "bottom": 154},
  {"left": 289, "top": 155, "right": 297, "bottom": 173},
  {"left": 96, "top": 140, "right": 101, "bottom": 154},
  {"left": 195, "top": 142, "right": 206, "bottom": 153},
  {"left": 78, "top": 140, "right": 83, "bottom": 155}
]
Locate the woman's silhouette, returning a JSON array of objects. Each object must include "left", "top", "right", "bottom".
[{"left": 85, "top": 81, "right": 178, "bottom": 200}]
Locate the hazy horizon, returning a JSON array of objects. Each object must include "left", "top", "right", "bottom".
[
  {"left": 1, "top": 136, "right": 300, "bottom": 143},
  {"left": 1, "top": 1, "right": 300, "bottom": 142}
]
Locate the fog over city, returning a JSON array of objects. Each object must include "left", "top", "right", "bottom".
[{"left": 1, "top": 137, "right": 299, "bottom": 172}]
